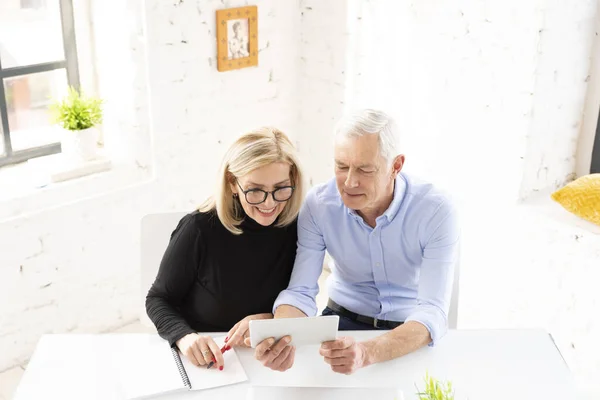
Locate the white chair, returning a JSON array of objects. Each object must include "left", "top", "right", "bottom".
[
  {"left": 140, "top": 211, "right": 187, "bottom": 327},
  {"left": 448, "top": 250, "right": 461, "bottom": 329}
]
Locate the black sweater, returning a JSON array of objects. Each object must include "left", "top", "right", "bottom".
[{"left": 145, "top": 209, "right": 298, "bottom": 346}]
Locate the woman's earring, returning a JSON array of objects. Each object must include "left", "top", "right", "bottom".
[{"left": 233, "top": 193, "right": 238, "bottom": 198}]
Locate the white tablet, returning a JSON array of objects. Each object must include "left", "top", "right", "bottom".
[{"left": 248, "top": 316, "right": 339, "bottom": 348}]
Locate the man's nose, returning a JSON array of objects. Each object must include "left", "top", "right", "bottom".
[{"left": 345, "top": 170, "right": 359, "bottom": 188}]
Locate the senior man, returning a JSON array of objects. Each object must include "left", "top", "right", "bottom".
[{"left": 251, "top": 109, "right": 460, "bottom": 374}]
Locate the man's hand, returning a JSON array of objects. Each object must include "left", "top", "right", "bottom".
[
  {"left": 250, "top": 335, "right": 296, "bottom": 372},
  {"left": 319, "top": 336, "right": 370, "bottom": 375},
  {"left": 226, "top": 313, "right": 272, "bottom": 348}
]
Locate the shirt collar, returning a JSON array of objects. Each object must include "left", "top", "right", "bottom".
[
  {"left": 383, "top": 174, "right": 406, "bottom": 222},
  {"left": 344, "top": 174, "right": 407, "bottom": 223}
]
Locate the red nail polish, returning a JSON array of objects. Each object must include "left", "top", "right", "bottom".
[
  {"left": 225, "top": 336, "right": 229, "bottom": 342},
  {"left": 219, "top": 366, "right": 223, "bottom": 371},
  {"left": 225, "top": 345, "right": 231, "bottom": 351}
]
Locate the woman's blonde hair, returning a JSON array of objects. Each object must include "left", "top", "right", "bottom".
[{"left": 199, "top": 127, "right": 305, "bottom": 235}]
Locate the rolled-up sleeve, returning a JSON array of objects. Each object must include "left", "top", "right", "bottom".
[
  {"left": 273, "top": 189, "right": 326, "bottom": 317},
  {"left": 405, "top": 199, "right": 460, "bottom": 346}
]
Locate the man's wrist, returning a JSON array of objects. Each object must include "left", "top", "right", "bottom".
[{"left": 359, "top": 339, "right": 378, "bottom": 367}]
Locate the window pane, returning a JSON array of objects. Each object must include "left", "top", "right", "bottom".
[
  {"left": 0, "top": 0, "right": 64, "bottom": 68},
  {"left": 5, "top": 68, "right": 67, "bottom": 151}
]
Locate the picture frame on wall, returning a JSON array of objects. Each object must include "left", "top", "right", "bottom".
[{"left": 216, "top": 6, "right": 258, "bottom": 72}]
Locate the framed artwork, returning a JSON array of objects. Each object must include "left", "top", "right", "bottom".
[{"left": 216, "top": 6, "right": 258, "bottom": 72}]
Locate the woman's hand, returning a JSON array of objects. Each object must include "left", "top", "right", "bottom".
[
  {"left": 176, "top": 333, "right": 224, "bottom": 369},
  {"left": 226, "top": 313, "right": 273, "bottom": 347}
]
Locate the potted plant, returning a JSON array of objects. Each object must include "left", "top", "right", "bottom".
[
  {"left": 415, "top": 372, "right": 455, "bottom": 400},
  {"left": 49, "top": 86, "right": 103, "bottom": 162}
]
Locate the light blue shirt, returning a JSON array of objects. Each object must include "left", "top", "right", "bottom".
[{"left": 273, "top": 173, "right": 460, "bottom": 345}]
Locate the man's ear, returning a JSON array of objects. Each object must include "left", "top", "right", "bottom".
[{"left": 391, "top": 155, "right": 405, "bottom": 178}]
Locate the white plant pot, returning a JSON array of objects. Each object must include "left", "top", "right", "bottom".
[{"left": 61, "top": 126, "right": 99, "bottom": 162}]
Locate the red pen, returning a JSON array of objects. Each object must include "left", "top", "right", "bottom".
[{"left": 207, "top": 344, "right": 231, "bottom": 370}]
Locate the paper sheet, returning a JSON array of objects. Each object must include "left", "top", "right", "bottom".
[
  {"left": 115, "top": 335, "right": 188, "bottom": 400},
  {"left": 115, "top": 335, "right": 247, "bottom": 399}
]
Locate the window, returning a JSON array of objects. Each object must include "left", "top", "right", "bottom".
[{"left": 0, "top": 0, "right": 79, "bottom": 168}]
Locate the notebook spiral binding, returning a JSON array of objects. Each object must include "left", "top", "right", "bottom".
[{"left": 171, "top": 347, "right": 192, "bottom": 389}]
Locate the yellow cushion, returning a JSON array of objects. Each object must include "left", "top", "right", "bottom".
[{"left": 551, "top": 174, "right": 600, "bottom": 226}]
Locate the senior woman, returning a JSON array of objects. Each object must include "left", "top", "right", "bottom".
[{"left": 146, "top": 127, "right": 305, "bottom": 371}]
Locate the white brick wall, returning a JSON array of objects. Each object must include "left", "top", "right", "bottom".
[
  {"left": 0, "top": 185, "right": 156, "bottom": 371},
  {"left": 1, "top": 1, "right": 598, "bottom": 395},
  {"left": 145, "top": 0, "right": 301, "bottom": 198},
  {"left": 519, "top": 0, "right": 598, "bottom": 198}
]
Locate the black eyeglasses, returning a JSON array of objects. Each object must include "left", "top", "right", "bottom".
[{"left": 236, "top": 180, "right": 295, "bottom": 205}]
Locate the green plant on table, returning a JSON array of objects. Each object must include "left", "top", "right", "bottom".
[
  {"left": 415, "top": 372, "right": 455, "bottom": 400},
  {"left": 49, "top": 86, "right": 103, "bottom": 131}
]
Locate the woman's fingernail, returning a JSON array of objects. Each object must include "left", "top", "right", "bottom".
[
  {"left": 225, "top": 345, "right": 231, "bottom": 351},
  {"left": 219, "top": 366, "right": 224, "bottom": 371},
  {"left": 225, "top": 336, "right": 229, "bottom": 342}
]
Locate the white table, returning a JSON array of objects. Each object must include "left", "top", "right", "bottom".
[{"left": 13, "top": 329, "right": 576, "bottom": 400}]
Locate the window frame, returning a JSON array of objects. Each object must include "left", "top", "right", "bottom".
[{"left": 0, "top": 0, "right": 80, "bottom": 168}]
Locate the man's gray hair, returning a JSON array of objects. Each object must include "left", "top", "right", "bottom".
[{"left": 334, "top": 109, "right": 401, "bottom": 164}]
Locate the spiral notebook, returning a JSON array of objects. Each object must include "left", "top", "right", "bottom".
[{"left": 116, "top": 335, "right": 248, "bottom": 399}]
